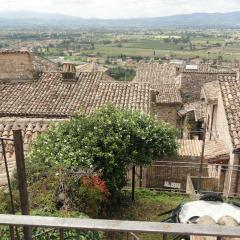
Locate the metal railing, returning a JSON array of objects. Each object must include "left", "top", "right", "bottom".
[{"left": 0, "top": 214, "right": 240, "bottom": 240}]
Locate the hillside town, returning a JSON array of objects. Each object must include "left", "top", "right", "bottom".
[
  {"left": 0, "top": 50, "right": 239, "bottom": 197},
  {"left": 1, "top": 1, "right": 240, "bottom": 239}
]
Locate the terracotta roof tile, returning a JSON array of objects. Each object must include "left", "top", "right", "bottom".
[
  {"left": 0, "top": 72, "right": 150, "bottom": 117},
  {"left": 177, "top": 139, "right": 229, "bottom": 163},
  {"left": 178, "top": 139, "right": 202, "bottom": 158},
  {"left": 204, "top": 140, "right": 230, "bottom": 164},
  {"left": 76, "top": 63, "right": 108, "bottom": 73},
  {"left": 32, "top": 55, "right": 59, "bottom": 72},
  {"left": 0, "top": 50, "right": 29, "bottom": 54},
  {"left": 134, "top": 63, "right": 180, "bottom": 85},
  {"left": 202, "top": 81, "right": 221, "bottom": 104},
  {"left": 219, "top": 75, "right": 240, "bottom": 150},
  {"left": 178, "top": 101, "right": 207, "bottom": 121},
  {"left": 152, "top": 84, "right": 182, "bottom": 104},
  {"left": 85, "top": 81, "right": 151, "bottom": 115},
  {"left": 0, "top": 117, "right": 65, "bottom": 187}
]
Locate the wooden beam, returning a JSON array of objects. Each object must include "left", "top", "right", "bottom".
[{"left": 0, "top": 215, "right": 239, "bottom": 237}]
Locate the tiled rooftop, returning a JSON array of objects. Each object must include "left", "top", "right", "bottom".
[
  {"left": 178, "top": 139, "right": 229, "bottom": 163},
  {"left": 152, "top": 84, "right": 182, "bottom": 104},
  {"left": 76, "top": 63, "right": 108, "bottom": 73},
  {"left": 86, "top": 81, "right": 151, "bottom": 115},
  {"left": 0, "top": 72, "right": 151, "bottom": 118},
  {"left": 219, "top": 75, "right": 240, "bottom": 151},
  {"left": 204, "top": 139, "right": 230, "bottom": 164},
  {"left": 32, "top": 55, "right": 59, "bottom": 73},
  {"left": 178, "top": 101, "right": 207, "bottom": 121},
  {"left": 178, "top": 139, "right": 202, "bottom": 158},
  {"left": 182, "top": 64, "right": 236, "bottom": 74},
  {"left": 0, "top": 50, "right": 29, "bottom": 54},
  {"left": 0, "top": 117, "right": 65, "bottom": 186},
  {"left": 134, "top": 63, "right": 180, "bottom": 85},
  {"left": 201, "top": 81, "right": 221, "bottom": 104}
]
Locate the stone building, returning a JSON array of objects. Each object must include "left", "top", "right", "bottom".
[
  {"left": 145, "top": 139, "right": 229, "bottom": 192},
  {"left": 178, "top": 101, "right": 207, "bottom": 139},
  {"left": 134, "top": 62, "right": 182, "bottom": 127},
  {"left": 201, "top": 75, "right": 240, "bottom": 196},
  {"left": 0, "top": 51, "right": 152, "bottom": 187},
  {"left": 1, "top": 55, "right": 237, "bottom": 194},
  {"left": 133, "top": 62, "right": 237, "bottom": 130},
  {"left": 152, "top": 84, "right": 182, "bottom": 126},
  {"left": 0, "top": 50, "right": 58, "bottom": 82},
  {"left": 134, "top": 62, "right": 181, "bottom": 85},
  {"left": 180, "top": 64, "right": 236, "bottom": 103},
  {"left": 0, "top": 50, "right": 34, "bottom": 81}
]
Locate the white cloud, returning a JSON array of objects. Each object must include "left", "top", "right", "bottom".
[{"left": 1, "top": 0, "right": 240, "bottom": 18}]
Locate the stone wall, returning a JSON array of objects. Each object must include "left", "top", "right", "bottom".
[
  {"left": 207, "top": 92, "right": 240, "bottom": 196},
  {"left": 181, "top": 73, "right": 235, "bottom": 103},
  {"left": 152, "top": 103, "right": 181, "bottom": 127},
  {"left": 0, "top": 52, "right": 34, "bottom": 81}
]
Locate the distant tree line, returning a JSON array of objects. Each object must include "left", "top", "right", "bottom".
[{"left": 107, "top": 66, "right": 136, "bottom": 81}]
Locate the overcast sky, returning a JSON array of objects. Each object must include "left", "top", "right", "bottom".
[{"left": 1, "top": 0, "right": 240, "bottom": 19}]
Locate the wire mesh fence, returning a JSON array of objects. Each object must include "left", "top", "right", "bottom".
[{"left": 126, "top": 161, "right": 240, "bottom": 197}]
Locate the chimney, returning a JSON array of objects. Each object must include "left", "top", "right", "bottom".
[
  {"left": 176, "top": 66, "right": 181, "bottom": 75},
  {"left": 62, "top": 63, "right": 76, "bottom": 80},
  {"left": 0, "top": 50, "right": 34, "bottom": 81}
]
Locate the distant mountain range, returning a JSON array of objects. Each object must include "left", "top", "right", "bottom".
[{"left": 1, "top": 11, "right": 240, "bottom": 28}]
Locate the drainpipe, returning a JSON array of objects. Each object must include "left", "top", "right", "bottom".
[{"left": 197, "top": 122, "right": 207, "bottom": 193}]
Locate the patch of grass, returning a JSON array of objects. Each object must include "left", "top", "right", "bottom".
[
  {"left": 191, "top": 37, "right": 225, "bottom": 44},
  {"left": 113, "top": 189, "right": 189, "bottom": 221},
  {"left": 110, "top": 190, "right": 189, "bottom": 240}
]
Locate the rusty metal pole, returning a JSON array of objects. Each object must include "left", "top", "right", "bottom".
[
  {"left": 13, "top": 129, "right": 32, "bottom": 240},
  {"left": 197, "top": 123, "right": 207, "bottom": 193},
  {"left": 132, "top": 166, "right": 136, "bottom": 202},
  {"left": 139, "top": 166, "right": 143, "bottom": 188},
  {"left": 59, "top": 229, "right": 64, "bottom": 240},
  {"left": 1, "top": 139, "right": 16, "bottom": 240}
]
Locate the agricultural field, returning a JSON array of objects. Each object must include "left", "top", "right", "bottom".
[{"left": 1, "top": 28, "right": 240, "bottom": 63}]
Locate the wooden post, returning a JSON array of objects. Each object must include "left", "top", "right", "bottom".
[
  {"left": 13, "top": 130, "right": 32, "bottom": 240},
  {"left": 59, "top": 229, "right": 64, "bottom": 240},
  {"left": 132, "top": 166, "right": 135, "bottom": 202}
]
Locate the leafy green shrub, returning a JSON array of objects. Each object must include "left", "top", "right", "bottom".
[
  {"left": 26, "top": 166, "right": 109, "bottom": 217},
  {"left": 0, "top": 166, "right": 109, "bottom": 218},
  {"left": 28, "top": 105, "right": 178, "bottom": 204}
]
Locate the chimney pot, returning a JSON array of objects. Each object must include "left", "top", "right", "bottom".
[{"left": 62, "top": 63, "right": 76, "bottom": 80}]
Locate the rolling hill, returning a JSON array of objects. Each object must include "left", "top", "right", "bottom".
[{"left": 1, "top": 11, "right": 240, "bottom": 28}]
